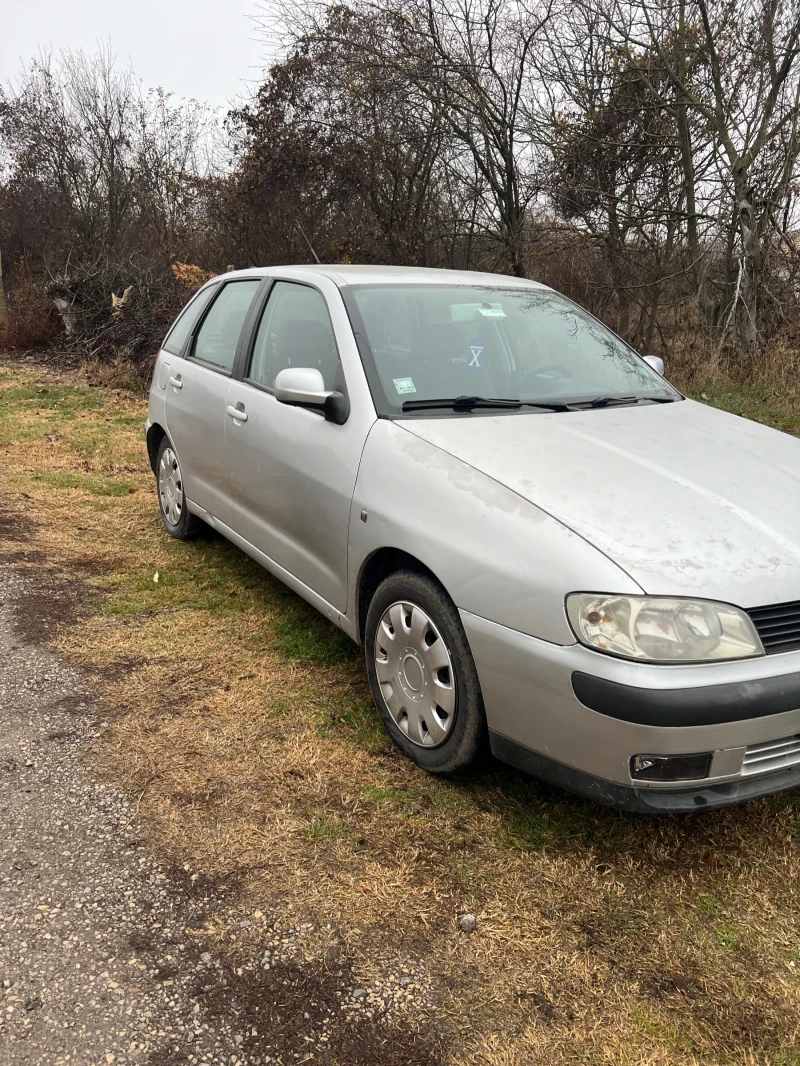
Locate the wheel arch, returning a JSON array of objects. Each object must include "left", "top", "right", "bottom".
[
  {"left": 146, "top": 422, "right": 167, "bottom": 474},
  {"left": 356, "top": 547, "right": 450, "bottom": 644}
]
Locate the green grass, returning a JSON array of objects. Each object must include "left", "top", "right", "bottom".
[
  {"left": 301, "top": 815, "right": 350, "bottom": 841},
  {"left": 317, "top": 694, "right": 388, "bottom": 753},
  {"left": 499, "top": 796, "right": 558, "bottom": 851},
  {"left": 716, "top": 924, "right": 741, "bottom": 951},
  {"left": 696, "top": 893, "right": 725, "bottom": 916},
  {"left": 0, "top": 382, "right": 105, "bottom": 414},
  {"left": 31, "top": 469, "right": 139, "bottom": 497},
  {"left": 687, "top": 382, "right": 800, "bottom": 436},
  {"left": 101, "top": 533, "right": 358, "bottom": 665},
  {"left": 361, "top": 784, "right": 418, "bottom": 807},
  {"left": 272, "top": 592, "right": 358, "bottom": 665}
]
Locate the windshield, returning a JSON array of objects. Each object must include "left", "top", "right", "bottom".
[{"left": 348, "top": 284, "right": 678, "bottom": 413}]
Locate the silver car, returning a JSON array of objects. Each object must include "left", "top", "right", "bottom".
[{"left": 146, "top": 266, "right": 800, "bottom": 812}]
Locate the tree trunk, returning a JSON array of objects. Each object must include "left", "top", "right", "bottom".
[
  {"left": 733, "top": 164, "right": 760, "bottom": 350},
  {"left": 0, "top": 252, "right": 8, "bottom": 332},
  {"left": 606, "top": 202, "right": 630, "bottom": 338}
]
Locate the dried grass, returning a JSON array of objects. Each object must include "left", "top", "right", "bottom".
[{"left": 1, "top": 357, "right": 799, "bottom": 1064}]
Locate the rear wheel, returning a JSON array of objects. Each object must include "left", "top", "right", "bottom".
[
  {"left": 364, "top": 570, "right": 486, "bottom": 774},
  {"left": 155, "top": 436, "right": 199, "bottom": 540}
]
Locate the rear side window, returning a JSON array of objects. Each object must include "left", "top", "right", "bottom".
[
  {"left": 191, "top": 280, "right": 261, "bottom": 373},
  {"left": 162, "top": 284, "right": 218, "bottom": 355}
]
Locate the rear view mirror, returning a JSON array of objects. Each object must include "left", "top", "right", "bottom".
[
  {"left": 643, "top": 355, "right": 665, "bottom": 376},
  {"left": 273, "top": 367, "right": 350, "bottom": 425}
]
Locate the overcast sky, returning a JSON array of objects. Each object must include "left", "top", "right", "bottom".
[{"left": 4, "top": 0, "right": 273, "bottom": 111}]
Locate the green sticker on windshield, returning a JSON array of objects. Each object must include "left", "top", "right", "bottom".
[{"left": 393, "top": 377, "right": 417, "bottom": 395}]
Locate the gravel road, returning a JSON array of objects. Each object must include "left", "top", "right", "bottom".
[{"left": 0, "top": 561, "right": 268, "bottom": 1066}]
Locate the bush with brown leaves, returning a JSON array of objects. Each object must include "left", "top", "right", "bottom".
[{"left": 0, "top": 266, "right": 59, "bottom": 350}]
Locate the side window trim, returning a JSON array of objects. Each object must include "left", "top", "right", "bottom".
[
  {"left": 186, "top": 277, "right": 264, "bottom": 375},
  {"left": 241, "top": 278, "right": 342, "bottom": 393},
  {"left": 233, "top": 278, "right": 274, "bottom": 382}
]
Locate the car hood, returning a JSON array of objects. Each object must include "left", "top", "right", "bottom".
[{"left": 401, "top": 399, "right": 800, "bottom": 608}]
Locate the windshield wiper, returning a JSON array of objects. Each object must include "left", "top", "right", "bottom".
[
  {"left": 581, "top": 394, "right": 677, "bottom": 408},
  {"left": 401, "top": 395, "right": 522, "bottom": 411},
  {"left": 520, "top": 400, "right": 575, "bottom": 411},
  {"left": 587, "top": 395, "right": 640, "bottom": 407}
]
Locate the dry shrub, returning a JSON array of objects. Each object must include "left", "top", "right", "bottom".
[
  {"left": 650, "top": 294, "right": 800, "bottom": 395},
  {"left": 61, "top": 259, "right": 201, "bottom": 376},
  {"left": 83, "top": 351, "right": 152, "bottom": 394},
  {"left": 0, "top": 266, "right": 59, "bottom": 349},
  {"left": 666, "top": 333, "right": 800, "bottom": 398},
  {"left": 756, "top": 334, "right": 800, "bottom": 388},
  {"left": 172, "top": 261, "right": 217, "bottom": 290}
]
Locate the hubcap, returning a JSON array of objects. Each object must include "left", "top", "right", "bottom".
[
  {"left": 374, "top": 601, "right": 456, "bottom": 747},
  {"left": 158, "top": 447, "right": 184, "bottom": 526}
]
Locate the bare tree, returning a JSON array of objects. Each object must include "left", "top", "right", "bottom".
[
  {"left": 532, "top": 1, "right": 687, "bottom": 342},
  {"left": 591, "top": 0, "right": 800, "bottom": 348},
  {"left": 391, "top": 0, "right": 553, "bottom": 276},
  {"left": 262, "top": 0, "right": 554, "bottom": 276}
]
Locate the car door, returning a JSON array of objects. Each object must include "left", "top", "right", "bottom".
[
  {"left": 164, "top": 278, "right": 262, "bottom": 526},
  {"left": 225, "top": 278, "right": 372, "bottom": 612}
]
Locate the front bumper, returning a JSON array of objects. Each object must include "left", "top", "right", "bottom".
[
  {"left": 460, "top": 609, "right": 800, "bottom": 812},
  {"left": 489, "top": 731, "right": 800, "bottom": 812}
]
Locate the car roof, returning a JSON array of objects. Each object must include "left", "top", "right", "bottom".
[{"left": 219, "top": 264, "right": 549, "bottom": 289}]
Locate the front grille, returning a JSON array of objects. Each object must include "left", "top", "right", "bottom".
[
  {"left": 747, "top": 600, "right": 800, "bottom": 654},
  {"left": 742, "top": 734, "right": 800, "bottom": 776}
]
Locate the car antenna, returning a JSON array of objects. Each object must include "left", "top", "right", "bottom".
[{"left": 295, "top": 220, "right": 321, "bottom": 264}]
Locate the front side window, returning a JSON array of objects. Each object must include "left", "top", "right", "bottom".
[
  {"left": 248, "top": 281, "right": 340, "bottom": 390},
  {"left": 349, "top": 285, "right": 678, "bottom": 414},
  {"left": 191, "top": 280, "right": 260, "bottom": 372},
  {"left": 162, "top": 284, "right": 218, "bottom": 355}
]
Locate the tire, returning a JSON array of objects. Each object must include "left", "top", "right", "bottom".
[
  {"left": 364, "top": 569, "right": 487, "bottom": 774},
  {"left": 155, "top": 435, "right": 199, "bottom": 540}
]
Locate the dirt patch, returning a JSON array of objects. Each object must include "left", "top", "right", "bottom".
[
  {"left": 7, "top": 564, "right": 96, "bottom": 644},
  {"left": 640, "top": 968, "right": 703, "bottom": 1001},
  {"left": 0, "top": 548, "right": 48, "bottom": 565},
  {"left": 0, "top": 488, "right": 106, "bottom": 643},
  {"left": 0, "top": 499, "right": 36, "bottom": 546},
  {"left": 186, "top": 953, "right": 445, "bottom": 1066},
  {"left": 123, "top": 860, "right": 448, "bottom": 1065}
]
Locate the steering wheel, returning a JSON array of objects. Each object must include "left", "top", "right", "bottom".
[{"left": 513, "top": 363, "right": 574, "bottom": 392}]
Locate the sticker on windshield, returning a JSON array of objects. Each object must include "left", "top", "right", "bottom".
[
  {"left": 393, "top": 377, "right": 417, "bottom": 395},
  {"left": 467, "top": 339, "right": 484, "bottom": 369},
  {"left": 451, "top": 302, "right": 506, "bottom": 321}
]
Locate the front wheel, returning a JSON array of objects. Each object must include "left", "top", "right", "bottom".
[{"left": 364, "top": 570, "right": 487, "bottom": 774}]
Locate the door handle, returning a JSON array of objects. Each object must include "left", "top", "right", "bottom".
[
  {"left": 227, "top": 404, "right": 248, "bottom": 423},
  {"left": 168, "top": 375, "right": 183, "bottom": 390}
]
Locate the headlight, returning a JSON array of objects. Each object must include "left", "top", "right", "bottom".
[{"left": 566, "top": 594, "right": 764, "bottom": 663}]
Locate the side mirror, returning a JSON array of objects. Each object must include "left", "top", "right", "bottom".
[
  {"left": 273, "top": 367, "right": 349, "bottom": 425},
  {"left": 274, "top": 366, "right": 329, "bottom": 405},
  {"left": 643, "top": 355, "right": 665, "bottom": 376}
]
